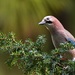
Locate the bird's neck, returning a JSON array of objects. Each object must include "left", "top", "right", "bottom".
[
  {"left": 46, "top": 22, "right": 64, "bottom": 34},
  {"left": 54, "top": 20, "right": 65, "bottom": 30}
]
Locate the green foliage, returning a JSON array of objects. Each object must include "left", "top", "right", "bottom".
[{"left": 0, "top": 32, "right": 75, "bottom": 75}]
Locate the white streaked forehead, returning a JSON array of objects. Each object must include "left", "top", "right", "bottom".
[{"left": 43, "top": 16, "right": 54, "bottom": 21}]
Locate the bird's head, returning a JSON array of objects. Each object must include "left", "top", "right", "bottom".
[
  {"left": 39, "top": 16, "right": 64, "bottom": 30},
  {"left": 39, "top": 16, "right": 53, "bottom": 25}
]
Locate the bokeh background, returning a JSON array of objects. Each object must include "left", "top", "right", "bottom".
[{"left": 0, "top": 0, "right": 75, "bottom": 75}]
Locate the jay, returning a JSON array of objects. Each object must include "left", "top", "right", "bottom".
[{"left": 39, "top": 16, "right": 75, "bottom": 61}]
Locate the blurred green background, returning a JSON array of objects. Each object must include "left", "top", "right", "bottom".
[{"left": 0, "top": 0, "right": 75, "bottom": 75}]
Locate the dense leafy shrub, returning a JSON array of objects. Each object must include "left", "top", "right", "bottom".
[{"left": 0, "top": 32, "right": 75, "bottom": 75}]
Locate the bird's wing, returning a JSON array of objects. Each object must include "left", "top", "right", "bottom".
[
  {"left": 58, "top": 29, "right": 75, "bottom": 45},
  {"left": 65, "top": 29, "right": 75, "bottom": 46},
  {"left": 66, "top": 38, "right": 75, "bottom": 46}
]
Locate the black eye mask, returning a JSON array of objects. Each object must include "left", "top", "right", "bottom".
[{"left": 46, "top": 20, "right": 53, "bottom": 23}]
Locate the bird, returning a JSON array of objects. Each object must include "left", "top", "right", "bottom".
[{"left": 39, "top": 16, "right": 75, "bottom": 60}]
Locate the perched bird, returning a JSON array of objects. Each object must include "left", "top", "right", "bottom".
[{"left": 39, "top": 16, "right": 75, "bottom": 60}]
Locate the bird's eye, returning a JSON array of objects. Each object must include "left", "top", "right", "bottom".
[
  {"left": 46, "top": 21, "right": 53, "bottom": 23},
  {"left": 47, "top": 18, "right": 49, "bottom": 20},
  {"left": 44, "top": 19, "right": 53, "bottom": 23}
]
